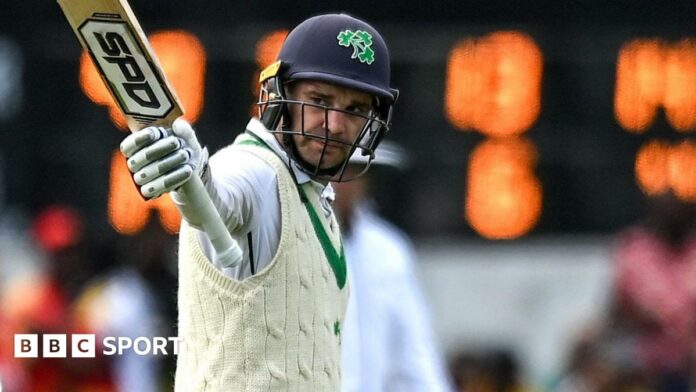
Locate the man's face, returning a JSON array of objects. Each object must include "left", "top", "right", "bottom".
[{"left": 285, "top": 80, "right": 373, "bottom": 170}]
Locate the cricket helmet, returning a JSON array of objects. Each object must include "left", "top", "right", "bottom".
[{"left": 258, "top": 13, "right": 399, "bottom": 182}]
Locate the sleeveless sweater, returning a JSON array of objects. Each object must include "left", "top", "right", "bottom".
[{"left": 175, "top": 136, "right": 349, "bottom": 391}]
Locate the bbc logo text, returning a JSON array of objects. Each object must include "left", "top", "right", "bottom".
[{"left": 14, "top": 334, "right": 182, "bottom": 358}]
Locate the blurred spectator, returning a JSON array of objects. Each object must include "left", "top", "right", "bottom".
[
  {"left": 72, "top": 217, "right": 179, "bottom": 392},
  {"left": 552, "top": 327, "right": 649, "bottom": 392},
  {"left": 554, "top": 331, "right": 612, "bottom": 392},
  {"left": 608, "top": 191, "right": 696, "bottom": 392},
  {"left": 72, "top": 271, "right": 162, "bottom": 392},
  {"left": 333, "top": 142, "right": 453, "bottom": 392},
  {"left": 449, "top": 349, "right": 537, "bottom": 392},
  {"left": 0, "top": 206, "right": 177, "bottom": 392},
  {"left": 0, "top": 205, "right": 115, "bottom": 391},
  {"left": 479, "top": 350, "right": 533, "bottom": 392},
  {"left": 449, "top": 351, "right": 482, "bottom": 391},
  {"left": 0, "top": 154, "right": 43, "bottom": 296},
  {"left": 0, "top": 155, "right": 42, "bottom": 392}
]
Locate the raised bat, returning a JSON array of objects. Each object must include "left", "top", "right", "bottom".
[{"left": 58, "top": 0, "right": 243, "bottom": 268}]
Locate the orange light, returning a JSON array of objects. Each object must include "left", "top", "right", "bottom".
[
  {"left": 79, "top": 29, "right": 207, "bottom": 130},
  {"left": 444, "top": 39, "right": 481, "bottom": 132},
  {"left": 149, "top": 30, "right": 207, "bottom": 124},
  {"left": 465, "top": 138, "right": 542, "bottom": 239},
  {"left": 256, "top": 30, "right": 289, "bottom": 69},
  {"left": 445, "top": 31, "right": 543, "bottom": 137},
  {"left": 635, "top": 139, "right": 696, "bottom": 201},
  {"left": 635, "top": 140, "right": 671, "bottom": 195},
  {"left": 107, "top": 150, "right": 181, "bottom": 234},
  {"left": 664, "top": 39, "right": 696, "bottom": 132},
  {"left": 615, "top": 38, "right": 696, "bottom": 133},
  {"left": 614, "top": 39, "right": 664, "bottom": 133},
  {"left": 667, "top": 140, "right": 696, "bottom": 200},
  {"left": 251, "top": 30, "right": 289, "bottom": 115}
]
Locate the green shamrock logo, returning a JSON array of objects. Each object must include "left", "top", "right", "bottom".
[
  {"left": 333, "top": 320, "right": 341, "bottom": 337},
  {"left": 337, "top": 30, "right": 375, "bottom": 65}
]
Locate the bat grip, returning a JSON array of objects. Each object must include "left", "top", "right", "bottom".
[{"left": 180, "top": 175, "right": 244, "bottom": 268}]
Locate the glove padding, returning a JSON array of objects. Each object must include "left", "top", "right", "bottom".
[{"left": 120, "top": 118, "right": 208, "bottom": 199}]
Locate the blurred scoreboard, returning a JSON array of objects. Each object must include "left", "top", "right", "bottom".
[{"left": 4, "top": 17, "right": 696, "bottom": 240}]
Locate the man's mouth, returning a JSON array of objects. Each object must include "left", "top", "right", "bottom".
[{"left": 311, "top": 139, "right": 344, "bottom": 151}]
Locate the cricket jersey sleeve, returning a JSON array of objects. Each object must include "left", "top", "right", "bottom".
[
  {"left": 172, "top": 144, "right": 279, "bottom": 235},
  {"left": 205, "top": 145, "right": 279, "bottom": 234}
]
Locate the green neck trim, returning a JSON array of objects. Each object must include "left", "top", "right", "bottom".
[{"left": 297, "top": 185, "right": 347, "bottom": 289}]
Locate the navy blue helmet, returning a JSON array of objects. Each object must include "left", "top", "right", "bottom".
[{"left": 258, "top": 13, "right": 398, "bottom": 182}]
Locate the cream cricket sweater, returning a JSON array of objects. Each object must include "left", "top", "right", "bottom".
[{"left": 175, "top": 136, "right": 349, "bottom": 391}]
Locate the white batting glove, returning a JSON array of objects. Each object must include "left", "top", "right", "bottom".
[{"left": 120, "top": 118, "right": 208, "bottom": 199}]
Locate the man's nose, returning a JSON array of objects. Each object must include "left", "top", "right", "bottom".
[{"left": 324, "top": 109, "right": 349, "bottom": 135}]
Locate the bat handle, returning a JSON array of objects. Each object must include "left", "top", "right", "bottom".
[{"left": 180, "top": 175, "right": 244, "bottom": 268}]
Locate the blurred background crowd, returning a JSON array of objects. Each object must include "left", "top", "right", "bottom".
[{"left": 3, "top": 0, "right": 696, "bottom": 391}]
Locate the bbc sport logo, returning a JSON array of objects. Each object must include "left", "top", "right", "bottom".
[{"left": 14, "top": 334, "right": 182, "bottom": 358}]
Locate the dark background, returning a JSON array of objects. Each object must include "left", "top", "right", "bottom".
[{"left": 2, "top": 0, "right": 696, "bottom": 241}]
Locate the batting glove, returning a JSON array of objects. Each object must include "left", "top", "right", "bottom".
[{"left": 120, "top": 118, "right": 208, "bottom": 199}]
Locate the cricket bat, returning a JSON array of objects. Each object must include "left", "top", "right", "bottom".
[{"left": 58, "top": 0, "right": 243, "bottom": 268}]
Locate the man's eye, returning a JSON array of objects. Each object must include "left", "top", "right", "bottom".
[
  {"left": 309, "top": 97, "right": 325, "bottom": 105},
  {"left": 348, "top": 106, "right": 370, "bottom": 115}
]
